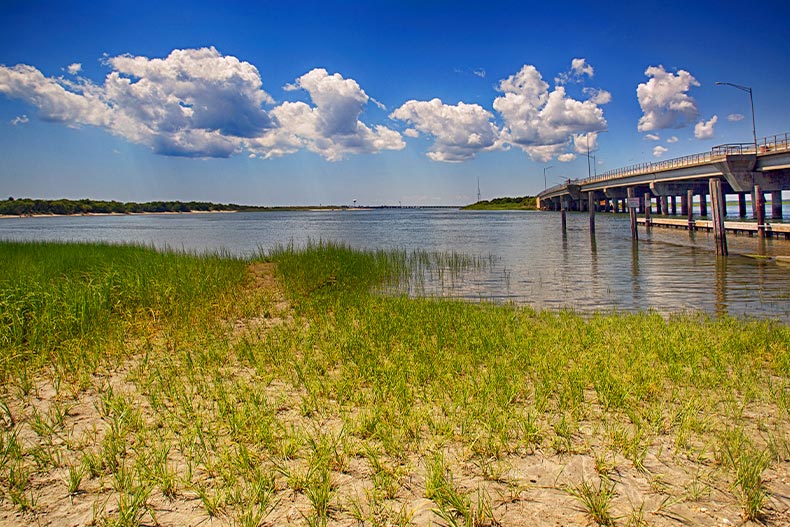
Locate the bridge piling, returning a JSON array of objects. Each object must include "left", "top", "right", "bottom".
[
  {"left": 644, "top": 193, "right": 652, "bottom": 228},
  {"left": 709, "top": 178, "right": 728, "bottom": 256},
  {"left": 628, "top": 188, "right": 638, "bottom": 240},
  {"left": 670, "top": 195, "right": 677, "bottom": 215},
  {"left": 687, "top": 190, "right": 695, "bottom": 230},
  {"left": 700, "top": 192, "right": 707, "bottom": 217},
  {"left": 755, "top": 185, "right": 765, "bottom": 238},
  {"left": 772, "top": 191, "right": 783, "bottom": 219},
  {"left": 680, "top": 193, "right": 688, "bottom": 217},
  {"left": 561, "top": 200, "right": 567, "bottom": 234},
  {"left": 660, "top": 196, "right": 668, "bottom": 216},
  {"left": 588, "top": 193, "right": 595, "bottom": 233},
  {"left": 738, "top": 194, "right": 747, "bottom": 217}
]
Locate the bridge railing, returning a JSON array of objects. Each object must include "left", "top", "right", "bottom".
[
  {"left": 758, "top": 132, "right": 790, "bottom": 153},
  {"left": 587, "top": 151, "right": 713, "bottom": 184},
  {"left": 711, "top": 143, "right": 755, "bottom": 156},
  {"left": 537, "top": 131, "right": 790, "bottom": 198}
]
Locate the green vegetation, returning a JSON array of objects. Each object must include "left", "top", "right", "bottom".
[
  {"left": 0, "top": 197, "right": 350, "bottom": 216},
  {"left": 1, "top": 241, "right": 788, "bottom": 525},
  {"left": 462, "top": 195, "right": 537, "bottom": 210}
]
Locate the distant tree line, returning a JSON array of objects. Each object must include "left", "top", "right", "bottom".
[
  {"left": 0, "top": 197, "right": 253, "bottom": 216},
  {"left": 462, "top": 195, "right": 537, "bottom": 210}
]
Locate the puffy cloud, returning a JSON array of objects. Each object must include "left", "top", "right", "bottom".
[
  {"left": 694, "top": 115, "right": 718, "bottom": 139},
  {"left": 105, "top": 47, "right": 276, "bottom": 143},
  {"left": 636, "top": 65, "right": 700, "bottom": 132},
  {"left": 494, "top": 64, "right": 607, "bottom": 161},
  {"left": 644, "top": 133, "right": 660, "bottom": 141},
  {"left": 260, "top": 68, "right": 404, "bottom": 161},
  {"left": 727, "top": 113, "right": 745, "bottom": 122},
  {"left": 558, "top": 153, "right": 576, "bottom": 162},
  {"left": 473, "top": 68, "right": 486, "bottom": 78},
  {"left": 67, "top": 63, "right": 82, "bottom": 75},
  {"left": 556, "top": 58, "right": 595, "bottom": 85},
  {"left": 572, "top": 132, "right": 600, "bottom": 155},
  {"left": 390, "top": 98, "right": 498, "bottom": 162},
  {"left": 10, "top": 114, "right": 28, "bottom": 125},
  {"left": 583, "top": 87, "right": 612, "bottom": 105},
  {"left": 0, "top": 48, "right": 403, "bottom": 161},
  {"left": 667, "top": 136, "right": 679, "bottom": 143},
  {"left": 653, "top": 145, "right": 668, "bottom": 157},
  {"left": 0, "top": 64, "right": 112, "bottom": 126}
]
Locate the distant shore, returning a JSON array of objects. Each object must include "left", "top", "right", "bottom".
[{"left": 0, "top": 209, "right": 237, "bottom": 219}]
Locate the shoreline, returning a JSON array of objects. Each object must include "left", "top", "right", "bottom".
[{"left": 0, "top": 209, "right": 238, "bottom": 219}]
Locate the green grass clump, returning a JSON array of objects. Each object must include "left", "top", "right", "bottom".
[{"left": 0, "top": 241, "right": 247, "bottom": 382}]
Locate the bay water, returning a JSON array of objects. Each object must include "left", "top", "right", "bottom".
[{"left": 2, "top": 209, "right": 789, "bottom": 321}]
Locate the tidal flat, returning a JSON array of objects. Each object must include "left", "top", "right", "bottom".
[{"left": 1, "top": 241, "right": 789, "bottom": 526}]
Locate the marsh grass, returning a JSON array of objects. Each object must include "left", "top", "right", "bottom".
[
  {"left": 566, "top": 476, "right": 617, "bottom": 526},
  {"left": 1, "top": 240, "right": 789, "bottom": 525}
]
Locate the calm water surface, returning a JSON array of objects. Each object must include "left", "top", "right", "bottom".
[{"left": 2, "top": 209, "right": 789, "bottom": 321}]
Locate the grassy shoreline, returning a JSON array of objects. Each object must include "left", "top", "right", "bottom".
[{"left": 1, "top": 241, "right": 789, "bottom": 526}]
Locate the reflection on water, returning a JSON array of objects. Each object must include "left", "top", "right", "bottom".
[{"left": 1, "top": 209, "right": 789, "bottom": 321}]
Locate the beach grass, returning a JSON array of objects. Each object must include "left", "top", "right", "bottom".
[{"left": 0, "top": 240, "right": 788, "bottom": 526}]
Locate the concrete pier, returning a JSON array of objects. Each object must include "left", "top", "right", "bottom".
[
  {"left": 739, "top": 194, "right": 747, "bottom": 217},
  {"left": 709, "top": 178, "right": 728, "bottom": 256},
  {"left": 772, "top": 190, "right": 783, "bottom": 219}
]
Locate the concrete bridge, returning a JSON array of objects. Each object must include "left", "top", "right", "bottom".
[{"left": 537, "top": 132, "right": 790, "bottom": 221}]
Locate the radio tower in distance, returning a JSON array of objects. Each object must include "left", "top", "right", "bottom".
[{"left": 477, "top": 177, "right": 481, "bottom": 203}]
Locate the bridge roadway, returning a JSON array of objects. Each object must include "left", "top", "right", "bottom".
[{"left": 536, "top": 132, "right": 790, "bottom": 221}]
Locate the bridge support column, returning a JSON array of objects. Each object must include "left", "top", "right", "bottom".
[
  {"left": 752, "top": 186, "right": 765, "bottom": 224},
  {"left": 709, "top": 178, "right": 728, "bottom": 256},
  {"left": 754, "top": 185, "right": 765, "bottom": 238},
  {"left": 561, "top": 199, "right": 567, "bottom": 234},
  {"left": 659, "top": 196, "right": 668, "bottom": 216},
  {"left": 670, "top": 195, "right": 677, "bottom": 215},
  {"left": 699, "top": 193, "right": 707, "bottom": 217},
  {"left": 680, "top": 193, "right": 688, "bottom": 217},
  {"left": 772, "top": 191, "right": 783, "bottom": 220},
  {"left": 687, "top": 190, "right": 695, "bottom": 230},
  {"left": 738, "top": 194, "right": 747, "bottom": 217}
]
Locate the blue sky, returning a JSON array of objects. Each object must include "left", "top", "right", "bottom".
[{"left": 1, "top": 0, "right": 789, "bottom": 206}]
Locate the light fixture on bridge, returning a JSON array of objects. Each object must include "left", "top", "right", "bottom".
[
  {"left": 715, "top": 82, "right": 757, "bottom": 154},
  {"left": 543, "top": 165, "right": 554, "bottom": 190}
]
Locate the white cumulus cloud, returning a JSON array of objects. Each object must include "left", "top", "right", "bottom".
[
  {"left": 258, "top": 68, "right": 404, "bottom": 161},
  {"left": 653, "top": 145, "right": 668, "bottom": 157},
  {"left": 694, "top": 115, "right": 718, "bottom": 139},
  {"left": 556, "top": 58, "right": 595, "bottom": 85},
  {"left": 572, "top": 132, "right": 600, "bottom": 155},
  {"left": 644, "top": 133, "right": 660, "bottom": 141},
  {"left": 583, "top": 87, "right": 612, "bottom": 105},
  {"left": 727, "top": 113, "right": 745, "bottom": 122},
  {"left": 495, "top": 64, "right": 607, "bottom": 161},
  {"left": 67, "top": 63, "right": 82, "bottom": 75},
  {"left": 390, "top": 98, "right": 498, "bottom": 162},
  {"left": 637, "top": 65, "right": 700, "bottom": 132},
  {"left": 0, "top": 48, "right": 403, "bottom": 161},
  {"left": 667, "top": 136, "right": 679, "bottom": 143},
  {"left": 10, "top": 114, "right": 29, "bottom": 125},
  {"left": 558, "top": 153, "right": 576, "bottom": 162}
]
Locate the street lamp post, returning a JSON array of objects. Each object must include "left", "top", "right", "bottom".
[
  {"left": 585, "top": 130, "right": 608, "bottom": 180},
  {"left": 543, "top": 165, "right": 553, "bottom": 190},
  {"left": 715, "top": 82, "right": 757, "bottom": 153}
]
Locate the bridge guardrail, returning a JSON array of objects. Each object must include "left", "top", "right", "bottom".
[{"left": 537, "top": 131, "right": 790, "bottom": 199}]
